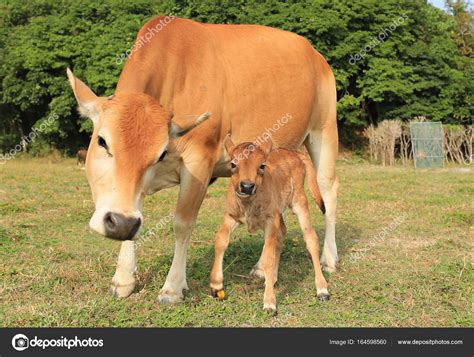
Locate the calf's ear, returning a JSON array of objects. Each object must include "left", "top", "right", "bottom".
[
  {"left": 224, "top": 134, "right": 235, "bottom": 154},
  {"left": 260, "top": 137, "right": 273, "bottom": 157},
  {"left": 66, "top": 68, "right": 103, "bottom": 126}
]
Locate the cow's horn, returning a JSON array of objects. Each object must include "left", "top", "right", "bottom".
[{"left": 169, "top": 112, "right": 211, "bottom": 138}]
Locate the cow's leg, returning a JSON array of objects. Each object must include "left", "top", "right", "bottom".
[
  {"left": 250, "top": 245, "right": 266, "bottom": 279},
  {"left": 110, "top": 240, "right": 136, "bottom": 298},
  {"left": 292, "top": 196, "right": 329, "bottom": 301},
  {"left": 210, "top": 214, "right": 239, "bottom": 298},
  {"left": 305, "top": 126, "right": 338, "bottom": 272},
  {"left": 156, "top": 161, "right": 213, "bottom": 304},
  {"left": 304, "top": 67, "right": 339, "bottom": 272},
  {"left": 261, "top": 214, "right": 280, "bottom": 314},
  {"left": 251, "top": 217, "right": 285, "bottom": 281}
]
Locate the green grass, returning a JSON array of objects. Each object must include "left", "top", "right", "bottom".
[{"left": 0, "top": 158, "right": 472, "bottom": 327}]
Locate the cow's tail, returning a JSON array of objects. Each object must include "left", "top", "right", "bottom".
[{"left": 298, "top": 151, "right": 326, "bottom": 214}]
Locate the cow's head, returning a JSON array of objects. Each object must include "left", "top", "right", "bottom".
[
  {"left": 224, "top": 135, "right": 272, "bottom": 198},
  {"left": 67, "top": 69, "right": 209, "bottom": 241}
]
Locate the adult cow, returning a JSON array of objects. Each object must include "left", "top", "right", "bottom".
[{"left": 67, "top": 16, "right": 338, "bottom": 304}]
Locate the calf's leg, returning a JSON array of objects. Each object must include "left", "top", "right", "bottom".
[
  {"left": 292, "top": 197, "right": 329, "bottom": 301},
  {"left": 210, "top": 214, "right": 238, "bottom": 298},
  {"left": 261, "top": 215, "right": 281, "bottom": 314},
  {"left": 251, "top": 217, "right": 286, "bottom": 280}
]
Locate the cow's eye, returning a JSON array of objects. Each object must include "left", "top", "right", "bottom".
[
  {"left": 157, "top": 150, "right": 167, "bottom": 163},
  {"left": 259, "top": 163, "right": 266, "bottom": 172},
  {"left": 230, "top": 161, "right": 237, "bottom": 169},
  {"left": 98, "top": 136, "right": 112, "bottom": 156},
  {"left": 98, "top": 136, "right": 108, "bottom": 150}
]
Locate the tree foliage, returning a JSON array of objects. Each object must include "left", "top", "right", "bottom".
[{"left": 0, "top": 0, "right": 472, "bottom": 152}]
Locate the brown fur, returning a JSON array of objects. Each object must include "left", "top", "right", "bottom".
[
  {"left": 210, "top": 136, "right": 329, "bottom": 313},
  {"left": 67, "top": 16, "right": 339, "bottom": 302}
]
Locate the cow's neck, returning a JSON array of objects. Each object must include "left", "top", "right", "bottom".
[{"left": 115, "top": 53, "right": 175, "bottom": 108}]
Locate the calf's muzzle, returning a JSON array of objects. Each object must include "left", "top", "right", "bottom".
[{"left": 239, "top": 181, "right": 256, "bottom": 195}]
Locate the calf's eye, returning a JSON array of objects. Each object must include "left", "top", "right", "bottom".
[
  {"left": 259, "top": 163, "right": 266, "bottom": 171},
  {"left": 230, "top": 161, "right": 237, "bottom": 169}
]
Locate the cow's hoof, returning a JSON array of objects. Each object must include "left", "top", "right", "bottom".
[
  {"left": 320, "top": 253, "right": 338, "bottom": 273},
  {"left": 322, "top": 264, "right": 336, "bottom": 273},
  {"left": 263, "top": 304, "right": 277, "bottom": 316},
  {"left": 156, "top": 290, "right": 184, "bottom": 305},
  {"left": 250, "top": 265, "right": 265, "bottom": 279},
  {"left": 211, "top": 288, "right": 226, "bottom": 300},
  {"left": 109, "top": 282, "right": 135, "bottom": 298}
]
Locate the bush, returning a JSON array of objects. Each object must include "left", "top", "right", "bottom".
[{"left": 364, "top": 119, "right": 472, "bottom": 165}]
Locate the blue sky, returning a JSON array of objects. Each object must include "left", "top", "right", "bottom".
[
  {"left": 428, "top": 0, "right": 447, "bottom": 10},
  {"left": 428, "top": 0, "right": 474, "bottom": 11}
]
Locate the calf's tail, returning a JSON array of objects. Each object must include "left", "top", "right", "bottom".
[{"left": 298, "top": 152, "right": 326, "bottom": 214}]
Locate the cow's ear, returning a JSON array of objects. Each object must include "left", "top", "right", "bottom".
[
  {"left": 224, "top": 134, "right": 235, "bottom": 154},
  {"left": 66, "top": 68, "right": 102, "bottom": 126},
  {"left": 260, "top": 137, "right": 273, "bottom": 157}
]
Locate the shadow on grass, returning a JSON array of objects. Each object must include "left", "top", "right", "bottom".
[
  {"left": 189, "top": 222, "right": 360, "bottom": 298},
  {"left": 134, "top": 222, "right": 360, "bottom": 301}
]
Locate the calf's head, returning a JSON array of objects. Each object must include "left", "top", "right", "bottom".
[
  {"left": 224, "top": 135, "right": 272, "bottom": 198},
  {"left": 67, "top": 69, "right": 209, "bottom": 240}
]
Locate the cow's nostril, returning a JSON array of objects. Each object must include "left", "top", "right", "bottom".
[
  {"left": 104, "top": 212, "right": 117, "bottom": 230},
  {"left": 129, "top": 218, "right": 141, "bottom": 240}
]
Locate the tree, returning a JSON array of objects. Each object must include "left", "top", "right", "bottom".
[{"left": 0, "top": 0, "right": 472, "bottom": 153}]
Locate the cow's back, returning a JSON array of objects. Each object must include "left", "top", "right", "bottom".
[
  {"left": 117, "top": 17, "right": 333, "bottom": 151},
  {"left": 207, "top": 23, "right": 320, "bottom": 148}
]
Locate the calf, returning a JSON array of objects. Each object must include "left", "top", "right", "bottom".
[
  {"left": 77, "top": 149, "right": 87, "bottom": 165},
  {"left": 210, "top": 135, "right": 329, "bottom": 313}
]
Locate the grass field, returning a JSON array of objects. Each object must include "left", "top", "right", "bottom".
[{"left": 0, "top": 158, "right": 472, "bottom": 327}]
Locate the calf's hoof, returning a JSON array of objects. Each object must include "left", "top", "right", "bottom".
[
  {"left": 211, "top": 288, "right": 226, "bottom": 301},
  {"left": 156, "top": 289, "right": 184, "bottom": 305},
  {"left": 263, "top": 304, "right": 277, "bottom": 316},
  {"left": 317, "top": 288, "right": 330, "bottom": 302},
  {"left": 109, "top": 282, "right": 135, "bottom": 298},
  {"left": 317, "top": 293, "right": 330, "bottom": 302}
]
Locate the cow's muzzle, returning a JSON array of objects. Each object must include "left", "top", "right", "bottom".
[{"left": 103, "top": 212, "right": 141, "bottom": 241}]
